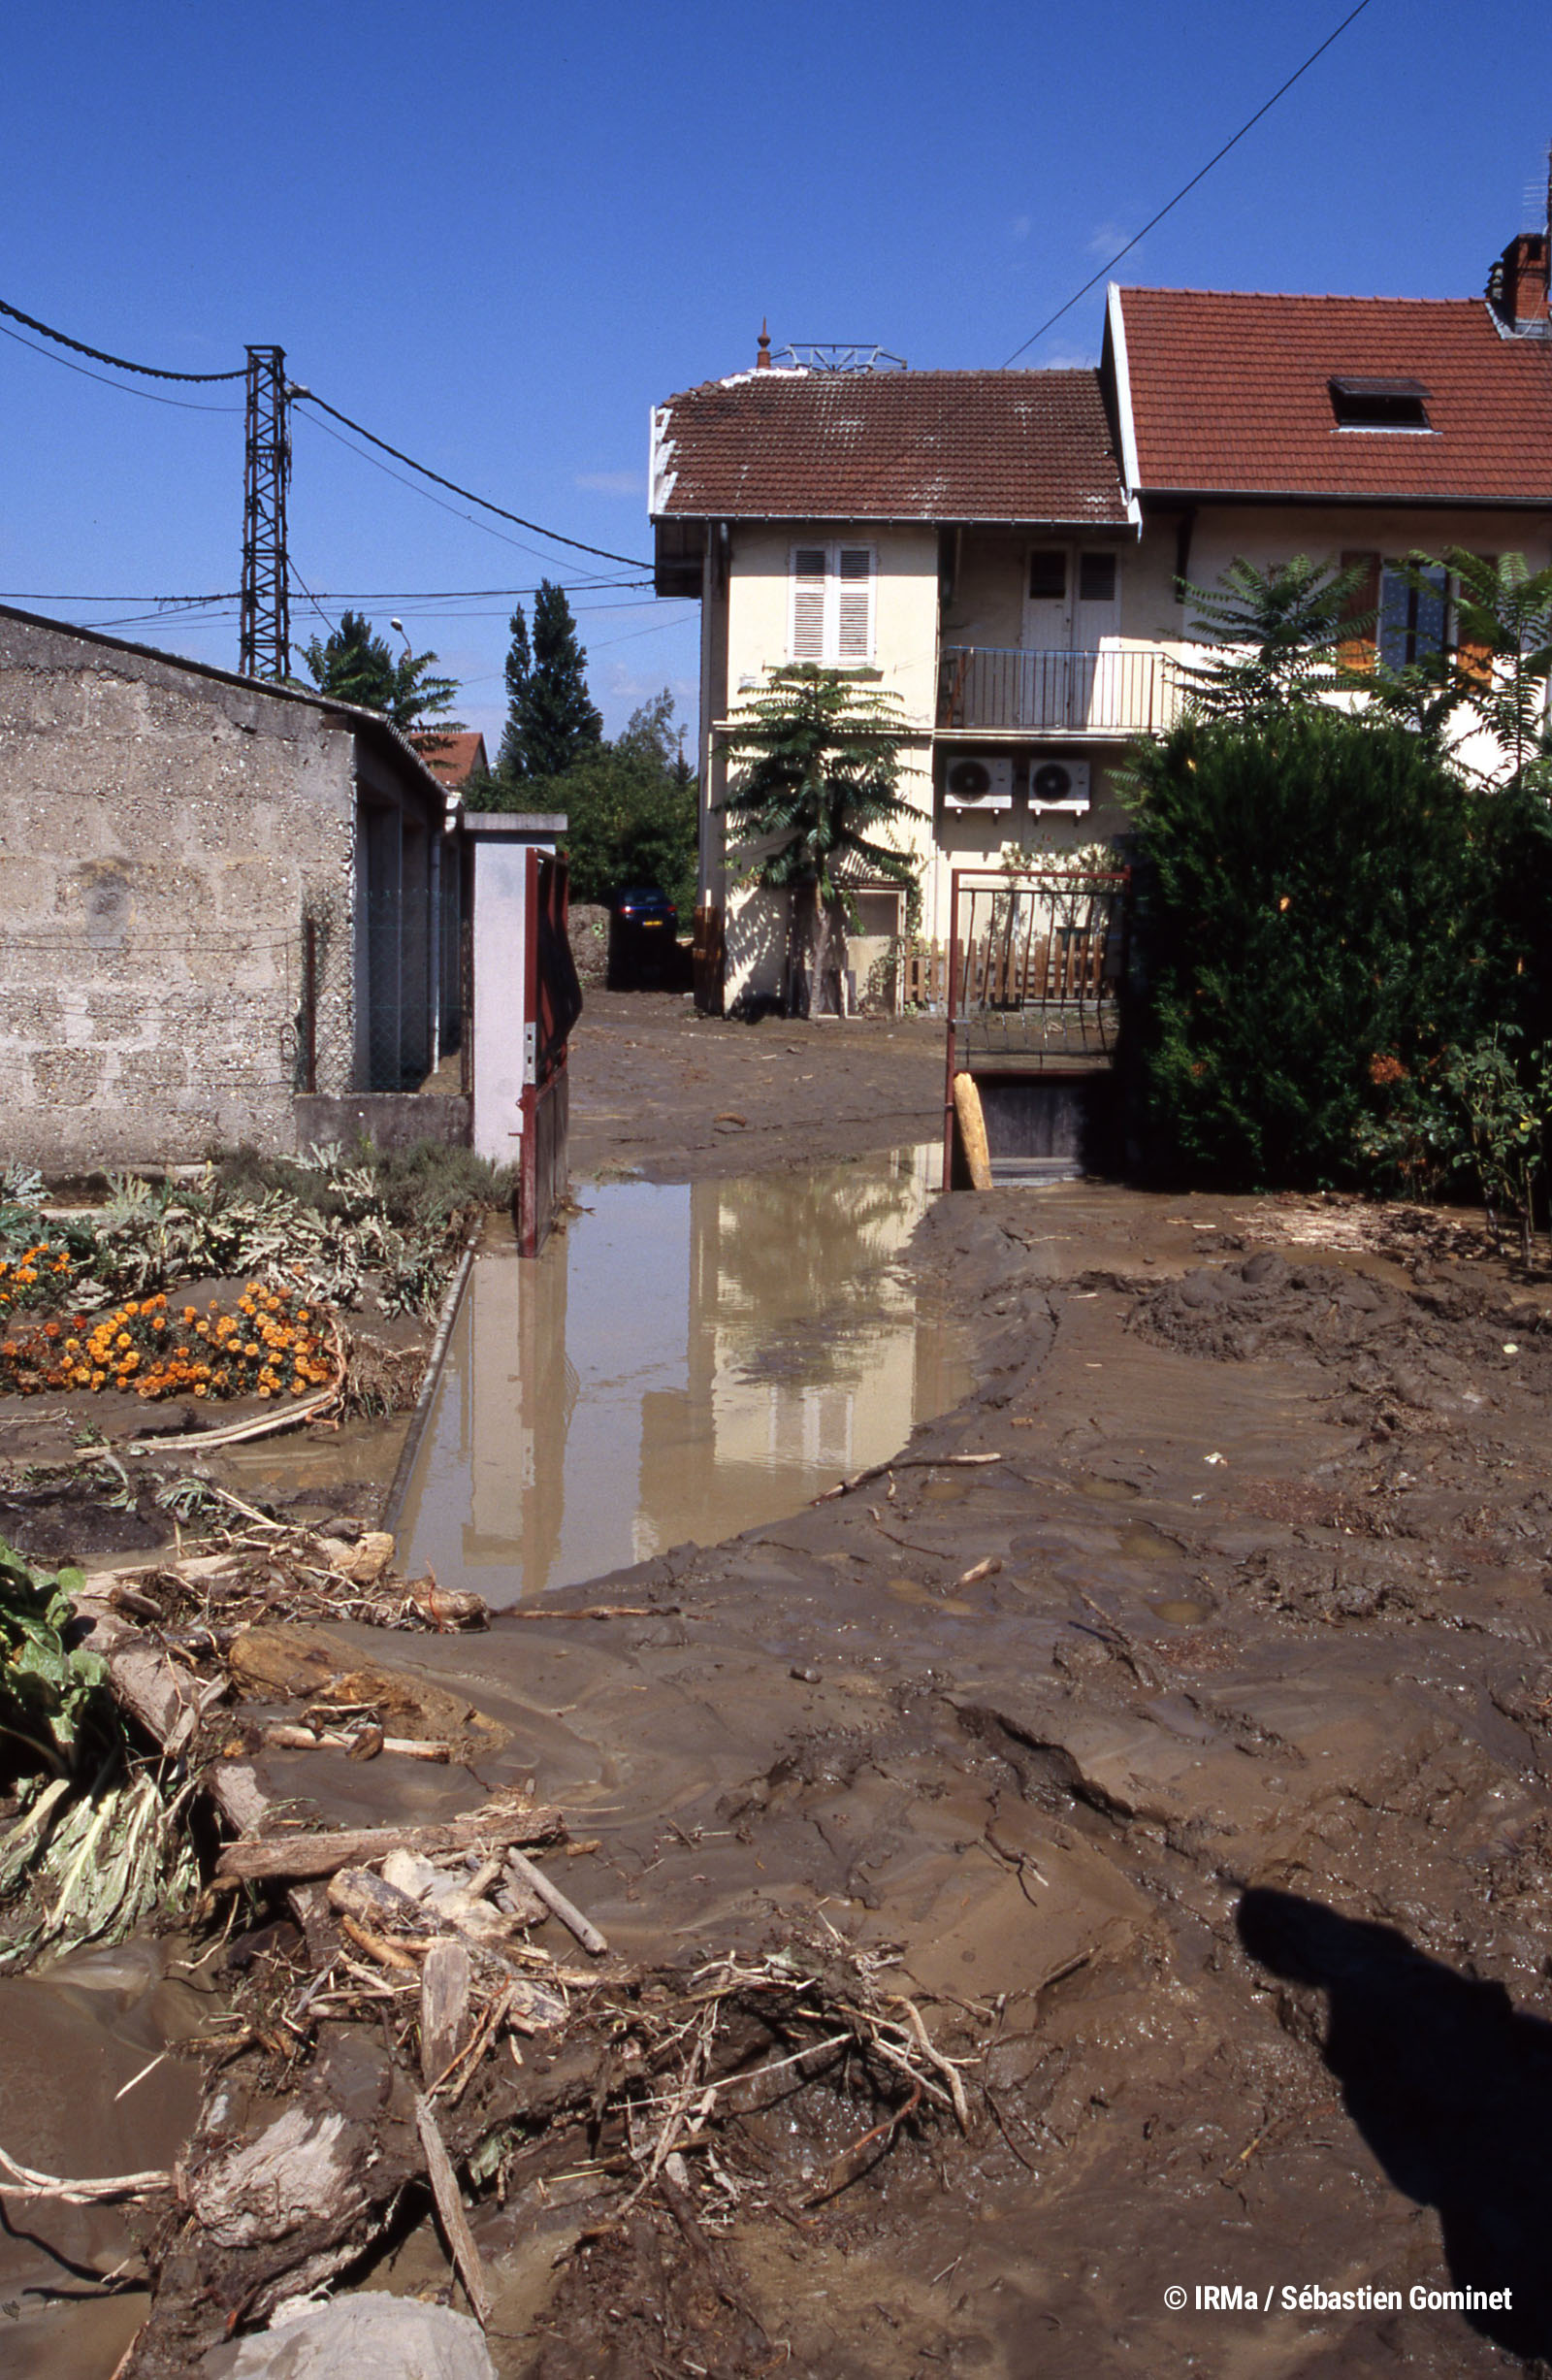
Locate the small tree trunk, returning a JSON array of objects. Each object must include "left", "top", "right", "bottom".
[{"left": 810, "top": 884, "right": 833, "bottom": 1018}]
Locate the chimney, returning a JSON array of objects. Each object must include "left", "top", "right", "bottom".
[
  {"left": 756, "top": 318, "right": 771, "bottom": 370},
  {"left": 1491, "top": 230, "right": 1550, "bottom": 329}
]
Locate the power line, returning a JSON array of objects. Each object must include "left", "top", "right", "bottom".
[
  {"left": 290, "top": 386, "right": 651, "bottom": 571},
  {"left": 1001, "top": 0, "right": 1379, "bottom": 366},
  {"left": 0, "top": 292, "right": 244, "bottom": 381},
  {"left": 0, "top": 319, "right": 243, "bottom": 411},
  {"left": 291, "top": 404, "right": 623, "bottom": 572}
]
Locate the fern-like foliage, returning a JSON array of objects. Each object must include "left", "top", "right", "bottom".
[{"left": 1175, "top": 555, "right": 1374, "bottom": 719}]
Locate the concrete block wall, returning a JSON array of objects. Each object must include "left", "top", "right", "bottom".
[{"left": 0, "top": 618, "right": 358, "bottom": 1171}]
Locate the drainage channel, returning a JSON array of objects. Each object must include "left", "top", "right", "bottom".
[{"left": 395, "top": 1144, "right": 969, "bottom": 1607}]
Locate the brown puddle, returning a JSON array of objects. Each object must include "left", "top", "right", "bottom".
[{"left": 398, "top": 1147, "right": 969, "bottom": 1605}]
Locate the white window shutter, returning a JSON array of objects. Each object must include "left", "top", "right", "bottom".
[
  {"left": 836, "top": 546, "right": 873, "bottom": 659},
  {"left": 792, "top": 546, "right": 827, "bottom": 658}
]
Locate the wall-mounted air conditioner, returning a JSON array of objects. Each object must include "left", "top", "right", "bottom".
[
  {"left": 1029, "top": 758, "right": 1090, "bottom": 811},
  {"left": 944, "top": 754, "right": 1014, "bottom": 810}
]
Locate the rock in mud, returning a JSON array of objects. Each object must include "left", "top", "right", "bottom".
[{"left": 204, "top": 2292, "right": 497, "bottom": 2378}]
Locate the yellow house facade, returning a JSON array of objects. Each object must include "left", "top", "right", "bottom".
[{"left": 651, "top": 224, "right": 1552, "bottom": 1014}]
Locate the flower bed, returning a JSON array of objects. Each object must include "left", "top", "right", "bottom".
[{"left": 0, "top": 1283, "right": 336, "bottom": 1403}]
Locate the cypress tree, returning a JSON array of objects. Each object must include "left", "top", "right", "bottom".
[{"left": 498, "top": 581, "right": 603, "bottom": 781}]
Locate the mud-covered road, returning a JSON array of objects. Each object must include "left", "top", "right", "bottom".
[
  {"left": 240, "top": 997, "right": 1552, "bottom": 2375},
  {"left": 17, "top": 994, "right": 1552, "bottom": 2378},
  {"left": 353, "top": 1166, "right": 1546, "bottom": 2379}
]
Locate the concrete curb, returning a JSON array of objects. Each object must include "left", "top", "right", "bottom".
[{"left": 379, "top": 1228, "right": 478, "bottom": 1538}]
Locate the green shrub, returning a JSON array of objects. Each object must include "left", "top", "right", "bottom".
[{"left": 1127, "top": 710, "right": 1492, "bottom": 1188}]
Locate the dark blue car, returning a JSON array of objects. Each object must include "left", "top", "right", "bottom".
[{"left": 606, "top": 886, "right": 679, "bottom": 989}]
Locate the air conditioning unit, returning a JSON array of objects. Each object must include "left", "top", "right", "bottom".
[
  {"left": 1029, "top": 758, "right": 1091, "bottom": 810},
  {"left": 944, "top": 754, "right": 1014, "bottom": 810}
]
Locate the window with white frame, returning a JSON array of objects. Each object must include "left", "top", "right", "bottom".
[{"left": 790, "top": 542, "right": 876, "bottom": 662}]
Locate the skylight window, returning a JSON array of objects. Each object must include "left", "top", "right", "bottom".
[{"left": 1329, "top": 376, "right": 1433, "bottom": 432}]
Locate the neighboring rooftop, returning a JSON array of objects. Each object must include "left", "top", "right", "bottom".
[
  {"left": 1114, "top": 288, "right": 1552, "bottom": 505},
  {"left": 650, "top": 367, "right": 1130, "bottom": 527},
  {"left": 418, "top": 728, "right": 489, "bottom": 790}
]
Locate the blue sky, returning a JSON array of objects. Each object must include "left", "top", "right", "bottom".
[{"left": 3, "top": 0, "right": 1548, "bottom": 748}]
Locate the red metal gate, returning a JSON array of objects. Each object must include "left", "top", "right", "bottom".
[{"left": 518, "top": 849, "right": 582, "bottom": 1255}]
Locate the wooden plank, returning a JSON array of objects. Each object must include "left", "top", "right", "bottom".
[
  {"left": 420, "top": 1942, "right": 474, "bottom": 2086},
  {"left": 416, "top": 2098, "right": 492, "bottom": 2331},
  {"left": 214, "top": 1800, "right": 562, "bottom": 1883}
]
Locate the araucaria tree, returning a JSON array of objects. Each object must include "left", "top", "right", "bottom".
[
  {"left": 498, "top": 581, "right": 603, "bottom": 781},
  {"left": 301, "top": 611, "right": 461, "bottom": 735},
  {"left": 722, "top": 666, "right": 920, "bottom": 1018}
]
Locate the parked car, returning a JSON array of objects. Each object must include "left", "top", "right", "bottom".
[{"left": 606, "top": 886, "right": 679, "bottom": 989}]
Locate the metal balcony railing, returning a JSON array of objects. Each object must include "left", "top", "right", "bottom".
[{"left": 938, "top": 646, "right": 1180, "bottom": 735}]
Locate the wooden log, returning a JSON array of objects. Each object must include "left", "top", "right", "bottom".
[
  {"left": 214, "top": 1799, "right": 562, "bottom": 1883},
  {"left": 502, "top": 1847, "right": 607, "bottom": 1957},
  {"left": 415, "top": 2096, "right": 491, "bottom": 2330},
  {"left": 188, "top": 2104, "right": 372, "bottom": 2250},
  {"left": 952, "top": 1071, "right": 993, "bottom": 1193},
  {"left": 420, "top": 1942, "right": 474, "bottom": 2087}
]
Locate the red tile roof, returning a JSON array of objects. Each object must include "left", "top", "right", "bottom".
[
  {"left": 416, "top": 728, "right": 488, "bottom": 788},
  {"left": 1116, "top": 289, "right": 1552, "bottom": 504},
  {"left": 652, "top": 368, "right": 1129, "bottom": 526}
]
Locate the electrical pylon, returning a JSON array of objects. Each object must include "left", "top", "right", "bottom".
[{"left": 240, "top": 346, "right": 290, "bottom": 679}]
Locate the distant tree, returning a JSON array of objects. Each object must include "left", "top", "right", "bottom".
[
  {"left": 301, "top": 609, "right": 461, "bottom": 734},
  {"left": 1174, "top": 555, "right": 1374, "bottom": 719},
  {"left": 498, "top": 581, "right": 603, "bottom": 780},
  {"left": 722, "top": 665, "right": 920, "bottom": 1018}
]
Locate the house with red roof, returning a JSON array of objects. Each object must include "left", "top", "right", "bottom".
[
  {"left": 416, "top": 728, "right": 490, "bottom": 793},
  {"left": 651, "top": 227, "right": 1552, "bottom": 1012}
]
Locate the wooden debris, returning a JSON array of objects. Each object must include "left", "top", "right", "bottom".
[
  {"left": 953, "top": 1069, "right": 993, "bottom": 1192},
  {"left": 416, "top": 2095, "right": 492, "bottom": 2329},
  {"left": 262, "top": 1723, "right": 450, "bottom": 1762},
  {"left": 813, "top": 1451, "right": 1001, "bottom": 1503},
  {"left": 325, "top": 1866, "right": 568, "bottom": 2027},
  {"left": 507, "top": 1602, "right": 679, "bottom": 1622},
  {"left": 0, "top": 2142, "right": 174, "bottom": 2205},
  {"left": 188, "top": 2104, "right": 372, "bottom": 2248},
  {"left": 955, "top": 1556, "right": 1003, "bottom": 1588},
  {"left": 214, "top": 1797, "right": 562, "bottom": 1883},
  {"left": 503, "top": 1845, "right": 607, "bottom": 1957},
  {"left": 420, "top": 1942, "right": 474, "bottom": 2086}
]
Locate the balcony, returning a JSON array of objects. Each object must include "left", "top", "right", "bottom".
[{"left": 938, "top": 646, "right": 1180, "bottom": 737}]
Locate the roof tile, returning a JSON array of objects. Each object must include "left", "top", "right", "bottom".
[
  {"left": 1118, "top": 290, "right": 1552, "bottom": 503},
  {"left": 653, "top": 368, "right": 1129, "bottom": 526}
]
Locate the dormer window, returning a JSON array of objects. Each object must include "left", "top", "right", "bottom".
[{"left": 1330, "top": 376, "right": 1433, "bottom": 433}]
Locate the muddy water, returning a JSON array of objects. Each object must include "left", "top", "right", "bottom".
[
  {"left": 0, "top": 1942, "right": 209, "bottom": 2376},
  {"left": 398, "top": 1147, "right": 968, "bottom": 1605}
]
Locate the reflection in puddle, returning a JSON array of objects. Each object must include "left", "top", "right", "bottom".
[{"left": 399, "top": 1147, "right": 968, "bottom": 1605}]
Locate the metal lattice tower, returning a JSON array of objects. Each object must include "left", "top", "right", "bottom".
[{"left": 240, "top": 346, "right": 291, "bottom": 679}]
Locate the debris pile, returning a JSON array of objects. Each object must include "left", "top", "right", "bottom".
[{"left": 0, "top": 1515, "right": 979, "bottom": 2374}]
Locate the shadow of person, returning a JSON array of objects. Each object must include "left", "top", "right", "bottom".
[{"left": 1238, "top": 1888, "right": 1552, "bottom": 2362}]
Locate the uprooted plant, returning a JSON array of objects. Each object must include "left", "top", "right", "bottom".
[
  {"left": 0, "top": 1537, "right": 197, "bottom": 1967},
  {"left": 0, "top": 1140, "right": 510, "bottom": 1323}
]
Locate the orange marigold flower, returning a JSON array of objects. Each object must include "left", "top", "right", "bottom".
[
  {"left": 115, "top": 1331, "right": 131, "bottom": 1350},
  {"left": 43, "top": 1321, "right": 61, "bottom": 1339},
  {"left": 257, "top": 1386, "right": 272, "bottom": 1399},
  {"left": 90, "top": 1370, "right": 106, "bottom": 1388},
  {"left": 194, "top": 1384, "right": 207, "bottom": 1398},
  {"left": 182, "top": 1307, "right": 197, "bottom": 1325}
]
